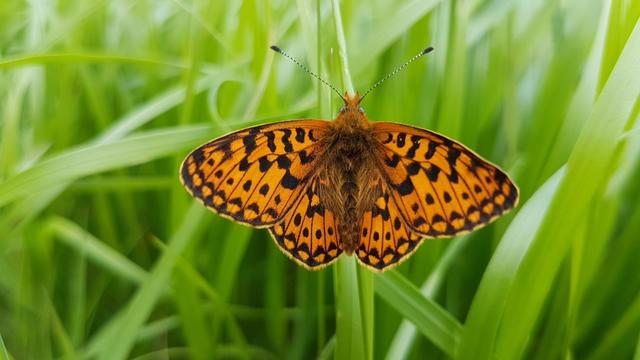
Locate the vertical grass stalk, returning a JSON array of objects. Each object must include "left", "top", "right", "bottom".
[
  {"left": 316, "top": 0, "right": 327, "bottom": 355},
  {"left": 331, "top": 1, "right": 373, "bottom": 359}
]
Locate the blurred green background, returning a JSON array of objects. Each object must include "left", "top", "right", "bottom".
[{"left": 1, "top": 0, "right": 639, "bottom": 359}]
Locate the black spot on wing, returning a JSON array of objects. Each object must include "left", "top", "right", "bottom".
[
  {"left": 281, "top": 172, "right": 300, "bottom": 189},
  {"left": 276, "top": 155, "right": 291, "bottom": 169},
  {"left": 242, "top": 133, "right": 257, "bottom": 154},
  {"left": 238, "top": 157, "right": 250, "bottom": 171},
  {"left": 385, "top": 153, "right": 400, "bottom": 168},
  {"left": 426, "top": 166, "right": 440, "bottom": 182},
  {"left": 258, "top": 156, "right": 272, "bottom": 172},
  {"left": 242, "top": 180, "right": 252, "bottom": 192},
  {"left": 191, "top": 147, "right": 205, "bottom": 165},
  {"left": 396, "top": 133, "right": 406, "bottom": 148},
  {"left": 425, "top": 141, "right": 437, "bottom": 160},
  {"left": 447, "top": 148, "right": 461, "bottom": 166},
  {"left": 406, "top": 135, "right": 421, "bottom": 158},
  {"left": 266, "top": 131, "right": 277, "bottom": 152},
  {"left": 396, "top": 177, "right": 414, "bottom": 196},
  {"left": 295, "top": 128, "right": 305, "bottom": 143},
  {"left": 308, "top": 129, "right": 318, "bottom": 142},
  {"left": 299, "top": 150, "right": 314, "bottom": 164},
  {"left": 407, "top": 162, "right": 421, "bottom": 175}
]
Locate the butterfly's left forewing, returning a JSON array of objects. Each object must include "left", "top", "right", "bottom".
[
  {"left": 371, "top": 122, "right": 519, "bottom": 239},
  {"left": 181, "top": 120, "right": 329, "bottom": 227}
]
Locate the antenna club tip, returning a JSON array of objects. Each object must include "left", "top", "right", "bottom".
[
  {"left": 270, "top": 45, "right": 282, "bottom": 53},
  {"left": 422, "top": 46, "right": 434, "bottom": 55}
]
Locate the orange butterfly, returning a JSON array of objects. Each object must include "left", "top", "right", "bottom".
[{"left": 180, "top": 46, "right": 518, "bottom": 271}]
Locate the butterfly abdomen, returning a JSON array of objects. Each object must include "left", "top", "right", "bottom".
[{"left": 320, "top": 125, "right": 381, "bottom": 255}]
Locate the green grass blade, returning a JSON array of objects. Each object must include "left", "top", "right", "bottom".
[
  {"left": 459, "top": 17, "right": 640, "bottom": 360},
  {"left": 351, "top": 0, "right": 443, "bottom": 73},
  {"left": 330, "top": 2, "right": 369, "bottom": 359},
  {"left": 458, "top": 167, "right": 565, "bottom": 359},
  {"left": 491, "top": 17, "right": 640, "bottom": 359},
  {"left": 375, "top": 270, "right": 462, "bottom": 358},
  {"left": 0, "top": 333, "right": 11, "bottom": 360},
  {"left": 0, "top": 125, "right": 212, "bottom": 207},
  {"left": 94, "top": 203, "right": 206, "bottom": 360},
  {"left": 46, "top": 216, "right": 148, "bottom": 284},
  {"left": 357, "top": 267, "right": 374, "bottom": 360},
  {"left": 333, "top": 257, "right": 366, "bottom": 360}
]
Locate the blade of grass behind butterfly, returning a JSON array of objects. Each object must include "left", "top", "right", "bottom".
[
  {"left": 587, "top": 291, "right": 640, "bottom": 359},
  {"left": 0, "top": 125, "right": 212, "bottom": 207},
  {"left": 93, "top": 203, "right": 206, "bottom": 360},
  {"left": 316, "top": 0, "right": 329, "bottom": 355},
  {"left": 494, "top": 17, "right": 640, "bottom": 360},
  {"left": 0, "top": 73, "right": 229, "bottom": 242},
  {"left": 0, "top": 333, "right": 10, "bottom": 360},
  {"left": 436, "top": 0, "right": 468, "bottom": 140},
  {"left": 461, "top": 17, "right": 640, "bottom": 360},
  {"left": 384, "top": 235, "right": 472, "bottom": 360},
  {"left": 349, "top": 0, "right": 444, "bottom": 76},
  {"left": 331, "top": 1, "right": 370, "bottom": 359},
  {"left": 207, "top": 225, "right": 254, "bottom": 355},
  {"left": 456, "top": 166, "right": 565, "bottom": 359},
  {"left": 375, "top": 270, "right": 463, "bottom": 357}
]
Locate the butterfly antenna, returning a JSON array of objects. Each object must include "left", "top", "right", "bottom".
[
  {"left": 359, "top": 46, "right": 434, "bottom": 103},
  {"left": 270, "top": 45, "right": 346, "bottom": 102}
]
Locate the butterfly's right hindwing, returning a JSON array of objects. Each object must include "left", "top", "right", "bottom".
[
  {"left": 356, "top": 183, "right": 423, "bottom": 271},
  {"left": 180, "top": 120, "right": 329, "bottom": 227}
]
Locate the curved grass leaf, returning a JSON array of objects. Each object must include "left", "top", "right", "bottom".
[
  {"left": 459, "top": 16, "right": 640, "bottom": 359},
  {"left": 0, "top": 125, "right": 212, "bottom": 207},
  {"left": 375, "top": 270, "right": 462, "bottom": 358}
]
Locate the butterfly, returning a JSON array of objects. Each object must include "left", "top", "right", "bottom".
[{"left": 180, "top": 46, "right": 519, "bottom": 272}]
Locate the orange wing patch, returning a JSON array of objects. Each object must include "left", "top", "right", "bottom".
[
  {"left": 268, "top": 177, "right": 342, "bottom": 269},
  {"left": 181, "top": 120, "right": 329, "bottom": 227},
  {"left": 372, "top": 122, "right": 519, "bottom": 238},
  {"left": 356, "top": 185, "right": 423, "bottom": 271}
]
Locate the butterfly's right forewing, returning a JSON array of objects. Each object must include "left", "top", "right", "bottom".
[
  {"left": 181, "top": 120, "right": 329, "bottom": 227},
  {"left": 371, "top": 122, "right": 519, "bottom": 238}
]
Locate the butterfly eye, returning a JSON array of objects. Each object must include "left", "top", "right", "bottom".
[
  {"left": 339, "top": 107, "right": 347, "bottom": 113},
  {"left": 359, "top": 107, "right": 365, "bottom": 114}
]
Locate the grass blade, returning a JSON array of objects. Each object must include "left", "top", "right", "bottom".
[
  {"left": 94, "top": 203, "right": 206, "bottom": 360},
  {"left": 0, "top": 125, "right": 212, "bottom": 207},
  {"left": 375, "top": 270, "right": 462, "bottom": 357}
]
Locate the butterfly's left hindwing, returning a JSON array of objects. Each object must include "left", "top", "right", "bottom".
[
  {"left": 268, "top": 176, "right": 342, "bottom": 269},
  {"left": 371, "top": 122, "right": 519, "bottom": 238},
  {"left": 180, "top": 120, "right": 329, "bottom": 227}
]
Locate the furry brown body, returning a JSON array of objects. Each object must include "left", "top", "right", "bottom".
[{"left": 316, "top": 95, "right": 382, "bottom": 255}]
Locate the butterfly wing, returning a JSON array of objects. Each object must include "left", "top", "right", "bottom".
[
  {"left": 371, "top": 122, "right": 519, "bottom": 238},
  {"left": 355, "top": 181, "right": 423, "bottom": 271},
  {"left": 268, "top": 176, "right": 342, "bottom": 270},
  {"left": 180, "top": 120, "right": 329, "bottom": 227}
]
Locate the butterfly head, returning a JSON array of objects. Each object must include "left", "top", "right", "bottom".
[{"left": 339, "top": 92, "right": 365, "bottom": 115}]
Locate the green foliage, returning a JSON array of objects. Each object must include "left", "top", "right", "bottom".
[{"left": 1, "top": 0, "right": 639, "bottom": 359}]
